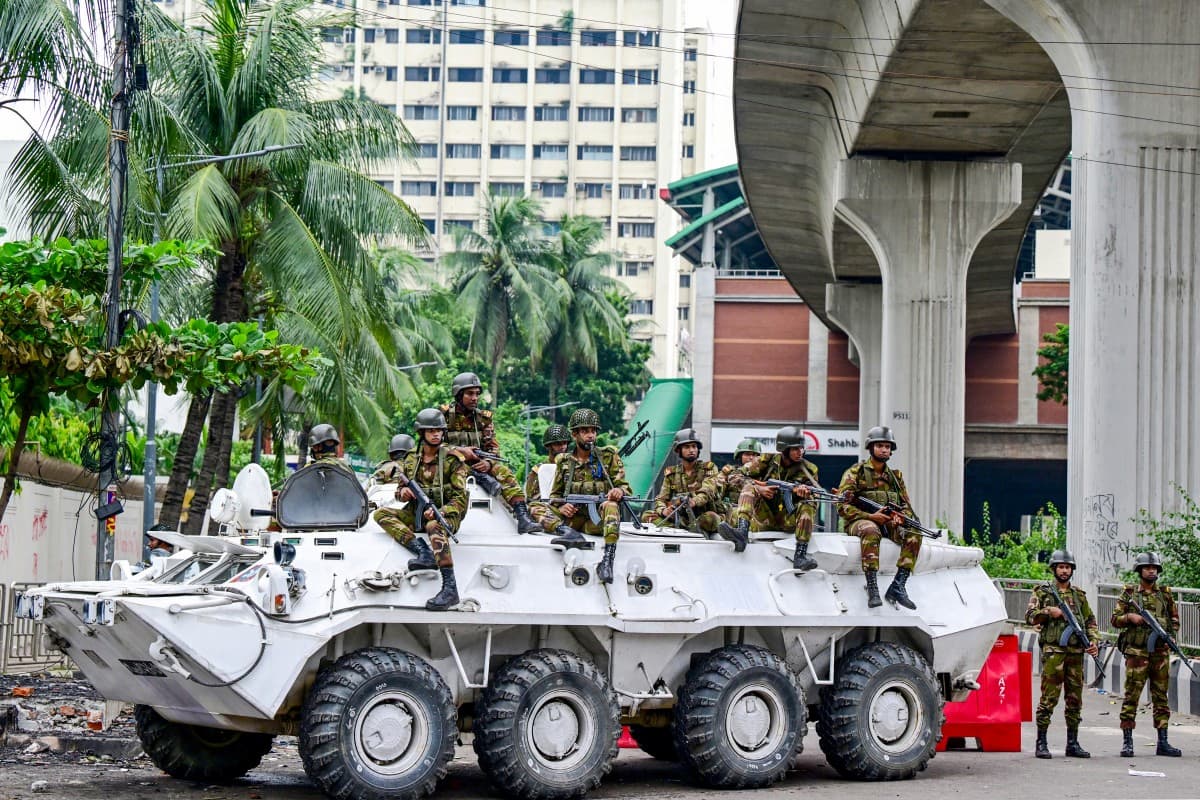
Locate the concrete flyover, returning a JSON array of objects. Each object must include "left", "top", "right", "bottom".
[{"left": 733, "top": 0, "right": 1200, "bottom": 580}]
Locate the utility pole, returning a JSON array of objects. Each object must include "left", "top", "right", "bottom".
[
  {"left": 142, "top": 163, "right": 163, "bottom": 537},
  {"left": 97, "top": 0, "right": 133, "bottom": 580}
]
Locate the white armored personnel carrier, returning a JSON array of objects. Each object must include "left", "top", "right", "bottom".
[{"left": 17, "top": 462, "right": 1006, "bottom": 799}]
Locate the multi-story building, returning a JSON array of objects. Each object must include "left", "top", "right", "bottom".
[{"left": 153, "top": 0, "right": 712, "bottom": 377}]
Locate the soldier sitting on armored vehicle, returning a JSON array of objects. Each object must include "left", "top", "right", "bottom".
[
  {"left": 641, "top": 428, "right": 724, "bottom": 536},
  {"left": 544, "top": 407, "right": 631, "bottom": 584},
  {"left": 525, "top": 423, "right": 571, "bottom": 531},
  {"left": 307, "top": 423, "right": 354, "bottom": 472},
  {"left": 373, "top": 408, "right": 469, "bottom": 611},
  {"left": 716, "top": 438, "right": 761, "bottom": 521},
  {"left": 442, "top": 372, "right": 541, "bottom": 534},
  {"left": 837, "top": 426, "right": 921, "bottom": 609},
  {"left": 719, "top": 425, "right": 819, "bottom": 568},
  {"left": 371, "top": 433, "right": 415, "bottom": 483}
]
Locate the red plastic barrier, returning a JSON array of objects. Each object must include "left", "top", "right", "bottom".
[
  {"left": 618, "top": 725, "right": 637, "bottom": 749},
  {"left": 937, "top": 634, "right": 1027, "bottom": 752}
]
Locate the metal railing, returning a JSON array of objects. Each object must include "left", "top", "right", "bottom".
[{"left": 1, "top": 582, "right": 71, "bottom": 675}]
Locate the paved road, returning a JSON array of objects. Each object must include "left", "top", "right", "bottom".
[{"left": 3, "top": 688, "right": 1200, "bottom": 800}]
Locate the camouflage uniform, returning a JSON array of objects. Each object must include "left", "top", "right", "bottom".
[
  {"left": 642, "top": 461, "right": 722, "bottom": 533},
  {"left": 836, "top": 460, "right": 922, "bottom": 571},
  {"left": 716, "top": 463, "right": 750, "bottom": 519},
  {"left": 373, "top": 448, "right": 469, "bottom": 568},
  {"left": 372, "top": 459, "right": 405, "bottom": 483},
  {"left": 441, "top": 404, "right": 526, "bottom": 506},
  {"left": 1112, "top": 584, "right": 1178, "bottom": 730},
  {"left": 1026, "top": 582, "right": 1099, "bottom": 729},
  {"left": 728, "top": 453, "right": 819, "bottom": 543},
  {"left": 544, "top": 446, "right": 631, "bottom": 545}
]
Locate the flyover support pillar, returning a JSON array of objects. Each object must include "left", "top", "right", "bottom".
[
  {"left": 826, "top": 282, "right": 882, "bottom": 449},
  {"left": 836, "top": 159, "right": 1021, "bottom": 533}
]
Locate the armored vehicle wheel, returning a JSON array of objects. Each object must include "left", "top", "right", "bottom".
[
  {"left": 134, "top": 705, "right": 273, "bottom": 782},
  {"left": 816, "top": 641, "right": 941, "bottom": 780},
  {"left": 673, "top": 644, "right": 805, "bottom": 789},
  {"left": 628, "top": 723, "right": 678, "bottom": 761},
  {"left": 474, "top": 648, "right": 620, "bottom": 800},
  {"left": 299, "top": 648, "right": 456, "bottom": 800}
]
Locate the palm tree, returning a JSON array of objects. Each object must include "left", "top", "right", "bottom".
[
  {"left": 443, "top": 193, "right": 567, "bottom": 400},
  {"left": 0, "top": 0, "right": 104, "bottom": 127},
  {"left": 542, "top": 214, "right": 627, "bottom": 412}
]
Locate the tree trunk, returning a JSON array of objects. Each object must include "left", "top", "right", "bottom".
[
  {"left": 297, "top": 418, "right": 312, "bottom": 468},
  {"left": 157, "top": 391, "right": 212, "bottom": 530},
  {"left": 0, "top": 399, "right": 33, "bottom": 522},
  {"left": 183, "top": 391, "right": 236, "bottom": 535}
]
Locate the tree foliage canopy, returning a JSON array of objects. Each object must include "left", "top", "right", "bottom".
[{"left": 1033, "top": 322, "right": 1068, "bottom": 404}]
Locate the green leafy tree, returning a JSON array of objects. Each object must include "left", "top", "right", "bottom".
[
  {"left": 1033, "top": 323, "right": 1068, "bottom": 404},
  {"left": 1135, "top": 487, "right": 1200, "bottom": 589},
  {"left": 955, "top": 501, "right": 1066, "bottom": 580}
]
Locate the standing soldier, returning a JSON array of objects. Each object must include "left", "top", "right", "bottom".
[
  {"left": 836, "top": 426, "right": 922, "bottom": 609},
  {"left": 525, "top": 424, "right": 571, "bottom": 530},
  {"left": 442, "top": 372, "right": 540, "bottom": 533},
  {"left": 642, "top": 429, "right": 723, "bottom": 535},
  {"left": 544, "top": 408, "right": 631, "bottom": 584},
  {"left": 372, "top": 434, "right": 415, "bottom": 483},
  {"left": 1026, "top": 549, "right": 1099, "bottom": 759},
  {"left": 373, "top": 408, "right": 469, "bottom": 611},
  {"left": 716, "top": 439, "right": 761, "bottom": 520},
  {"left": 1112, "top": 551, "right": 1183, "bottom": 757},
  {"left": 718, "top": 425, "right": 819, "bottom": 567}
]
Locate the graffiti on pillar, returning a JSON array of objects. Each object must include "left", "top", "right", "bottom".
[
  {"left": 0, "top": 521, "right": 8, "bottom": 562},
  {"left": 1082, "top": 493, "right": 1128, "bottom": 583},
  {"left": 31, "top": 507, "right": 48, "bottom": 541}
]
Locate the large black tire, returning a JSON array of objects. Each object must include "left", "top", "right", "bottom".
[
  {"left": 299, "top": 648, "right": 457, "bottom": 800},
  {"left": 673, "top": 644, "right": 805, "bottom": 789},
  {"left": 474, "top": 648, "right": 620, "bottom": 800},
  {"left": 134, "top": 705, "right": 273, "bottom": 783},
  {"left": 629, "top": 723, "right": 678, "bottom": 761},
  {"left": 816, "top": 641, "right": 942, "bottom": 780}
]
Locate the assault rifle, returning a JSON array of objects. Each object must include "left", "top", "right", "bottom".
[
  {"left": 1046, "top": 585, "right": 1106, "bottom": 680},
  {"left": 763, "top": 479, "right": 845, "bottom": 515},
  {"left": 664, "top": 493, "right": 697, "bottom": 530},
  {"left": 394, "top": 473, "right": 457, "bottom": 542},
  {"left": 1129, "top": 599, "right": 1200, "bottom": 679},
  {"left": 470, "top": 448, "right": 508, "bottom": 463},
  {"left": 617, "top": 420, "right": 650, "bottom": 458},
  {"left": 552, "top": 493, "right": 646, "bottom": 530},
  {"left": 847, "top": 494, "right": 942, "bottom": 539}
]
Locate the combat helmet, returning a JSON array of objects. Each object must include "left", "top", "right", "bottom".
[
  {"left": 864, "top": 426, "right": 898, "bottom": 451},
  {"left": 414, "top": 408, "right": 448, "bottom": 431},
  {"left": 542, "top": 424, "right": 570, "bottom": 447},
  {"left": 568, "top": 408, "right": 601, "bottom": 431},
  {"left": 733, "top": 438, "right": 762, "bottom": 459},
  {"left": 1132, "top": 551, "right": 1163, "bottom": 575},
  {"left": 388, "top": 434, "right": 416, "bottom": 458},
  {"left": 451, "top": 372, "right": 483, "bottom": 398},
  {"left": 1048, "top": 549, "right": 1076, "bottom": 570},
  {"left": 775, "top": 425, "right": 806, "bottom": 453},
  {"left": 309, "top": 423, "right": 340, "bottom": 448},
  {"left": 673, "top": 428, "right": 703, "bottom": 454}
]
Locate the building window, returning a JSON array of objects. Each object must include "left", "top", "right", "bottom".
[
  {"left": 578, "top": 106, "right": 614, "bottom": 122},
  {"left": 539, "top": 182, "right": 566, "bottom": 198},
  {"left": 321, "top": 27, "right": 345, "bottom": 44},
  {"left": 407, "top": 0, "right": 442, "bottom": 5},
  {"left": 682, "top": 112, "right": 695, "bottom": 127},
  {"left": 490, "top": 144, "right": 526, "bottom": 159},
  {"left": 495, "top": 30, "right": 529, "bottom": 46},
  {"left": 578, "top": 182, "right": 605, "bottom": 198},
  {"left": 580, "top": 30, "right": 616, "bottom": 46},
  {"left": 618, "top": 183, "right": 655, "bottom": 199},
  {"left": 449, "top": 29, "right": 484, "bottom": 44},
  {"left": 421, "top": 218, "right": 436, "bottom": 233},
  {"left": 684, "top": 47, "right": 698, "bottom": 62},
  {"left": 620, "top": 146, "right": 656, "bottom": 162},
  {"left": 542, "top": 219, "right": 563, "bottom": 235},
  {"left": 622, "top": 107, "right": 657, "bottom": 123},
  {"left": 492, "top": 105, "right": 526, "bottom": 121},
  {"left": 678, "top": 306, "right": 690, "bottom": 321},
  {"left": 577, "top": 144, "right": 613, "bottom": 161},
  {"left": 578, "top": 68, "right": 615, "bottom": 85},
  {"left": 414, "top": 142, "right": 439, "bottom": 158},
  {"left": 385, "top": 66, "right": 398, "bottom": 81},
  {"left": 449, "top": 67, "right": 483, "bottom": 82},
  {"left": 406, "top": 28, "right": 440, "bottom": 43},
  {"left": 681, "top": 144, "right": 695, "bottom": 158},
  {"left": 404, "top": 66, "right": 439, "bottom": 81},
  {"left": 446, "top": 105, "right": 479, "bottom": 120},
  {"left": 537, "top": 29, "right": 571, "bottom": 46},
  {"left": 618, "top": 222, "right": 655, "bottom": 238},
  {"left": 536, "top": 67, "right": 571, "bottom": 84},
  {"left": 403, "top": 104, "right": 438, "bottom": 120},
  {"left": 384, "top": 28, "right": 400, "bottom": 43},
  {"left": 444, "top": 181, "right": 477, "bottom": 197},
  {"left": 444, "top": 219, "right": 475, "bottom": 231},
  {"left": 445, "top": 143, "right": 481, "bottom": 158},
  {"left": 629, "top": 299, "right": 654, "bottom": 315},
  {"left": 400, "top": 180, "right": 437, "bottom": 196},
  {"left": 534, "top": 143, "right": 568, "bottom": 160},
  {"left": 683, "top": 80, "right": 696, "bottom": 94},
  {"left": 363, "top": 30, "right": 376, "bottom": 43},
  {"left": 623, "top": 30, "right": 660, "bottom": 48},
  {"left": 622, "top": 68, "right": 659, "bottom": 85},
  {"left": 679, "top": 274, "right": 692, "bottom": 288},
  {"left": 375, "top": 178, "right": 394, "bottom": 192},
  {"left": 620, "top": 261, "right": 651, "bottom": 276},
  {"left": 489, "top": 182, "right": 524, "bottom": 196},
  {"left": 535, "top": 104, "right": 569, "bottom": 121},
  {"left": 450, "top": 0, "right": 484, "bottom": 5},
  {"left": 493, "top": 68, "right": 529, "bottom": 83}
]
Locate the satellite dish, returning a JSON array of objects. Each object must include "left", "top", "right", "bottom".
[{"left": 231, "top": 463, "right": 274, "bottom": 531}]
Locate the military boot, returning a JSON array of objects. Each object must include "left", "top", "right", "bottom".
[
  {"left": 405, "top": 538, "right": 437, "bottom": 571},
  {"left": 1065, "top": 726, "right": 1090, "bottom": 758},
  {"left": 596, "top": 543, "right": 617, "bottom": 584},
  {"left": 885, "top": 567, "right": 917, "bottom": 610},
  {"left": 1120, "top": 728, "right": 1135, "bottom": 758},
  {"left": 512, "top": 501, "right": 541, "bottom": 534},
  {"left": 1156, "top": 727, "right": 1182, "bottom": 757},
  {"left": 551, "top": 525, "right": 588, "bottom": 548},
  {"left": 792, "top": 541, "right": 818, "bottom": 573},
  {"left": 864, "top": 570, "right": 883, "bottom": 608},
  {"left": 717, "top": 519, "right": 749, "bottom": 552},
  {"left": 1035, "top": 726, "right": 1051, "bottom": 759},
  {"left": 426, "top": 567, "right": 459, "bottom": 611}
]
